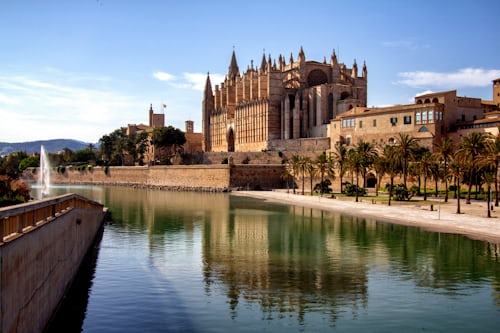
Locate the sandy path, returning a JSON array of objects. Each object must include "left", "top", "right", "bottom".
[{"left": 231, "top": 190, "right": 500, "bottom": 244}]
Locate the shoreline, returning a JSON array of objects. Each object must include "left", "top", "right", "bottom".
[{"left": 232, "top": 190, "right": 500, "bottom": 245}]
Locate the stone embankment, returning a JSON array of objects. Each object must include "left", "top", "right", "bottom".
[{"left": 23, "top": 164, "right": 285, "bottom": 191}]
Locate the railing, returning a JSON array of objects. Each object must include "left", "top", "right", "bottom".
[{"left": 0, "top": 193, "right": 104, "bottom": 243}]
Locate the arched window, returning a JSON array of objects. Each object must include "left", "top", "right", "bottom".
[
  {"left": 307, "top": 69, "right": 328, "bottom": 86},
  {"left": 424, "top": 98, "right": 431, "bottom": 103},
  {"left": 328, "top": 93, "right": 334, "bottom": 119},
  {"left": 416, "top": 99, "right": 423, "bottom": 104},
  {"left": 432, "top": 97, "right": 439, "bottom": 103},
  {"left": 340, "top": 91, "right": 350, "bottom": 100},
  {"left": 418, "top": 126, "right": 429, "bottom": 132}
]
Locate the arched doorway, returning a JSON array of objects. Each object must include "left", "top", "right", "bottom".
[{"left": 227, "top": 128, "right": 235, "bottom": 152}]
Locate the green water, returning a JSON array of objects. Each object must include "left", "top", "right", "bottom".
[{"left": 45, "top": 185, "right": 500, "bottom": 332}]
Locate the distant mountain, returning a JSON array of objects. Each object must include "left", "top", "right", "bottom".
[{"left": 0, "top": 139, "right": 92, "bottom": 156}]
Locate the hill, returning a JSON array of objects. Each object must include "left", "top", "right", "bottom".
[{"left": 0, "top": 139, "right": 92, "bottom": 156}]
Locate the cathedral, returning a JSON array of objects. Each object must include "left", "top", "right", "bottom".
[{"left": 202, "top": 47, "right": 367, "bottom": 152}]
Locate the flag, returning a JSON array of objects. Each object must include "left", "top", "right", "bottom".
[{"left": 162, "top": 103, "right": 167, "bottom": 109}]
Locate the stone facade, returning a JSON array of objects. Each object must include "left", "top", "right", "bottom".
[
  {"left": 330, "top": 89, "right": 493, "bottom": 152},
  {"left": 202, "top": 48, "right": 367, "bottom": 152}
]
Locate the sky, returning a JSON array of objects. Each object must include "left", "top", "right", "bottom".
[{"left": 1, "top": 0, "right": 499, "bottom": 144}]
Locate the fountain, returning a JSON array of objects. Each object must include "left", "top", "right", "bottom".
[{"left": 39, "top": 145, "right": 51, "bottom": 197}]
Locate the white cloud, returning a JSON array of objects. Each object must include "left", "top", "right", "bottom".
[
  {"left": 0, "top": 71, "right": 144, "bottom": 143},
  {"left": 154, "top": 71, "right": 225, "bottom": 91},
  {"left": 397, "top": 68, "right": 500, "bottom": 89},
  {"left": 153, "top": 71, "right": 177, "bottom": 81}
]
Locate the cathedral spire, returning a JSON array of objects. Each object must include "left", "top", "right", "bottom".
[
  {"left": 260, "top": 51, "right": 267, "bottom": 73},
  {"left": 204, "top": 72, "right": 213, "bottom": 98},
  {"left": 298, "top": 46, "right": 305, "bottom": 63},
  {"left": 228, "top": 49, "right": 240, "bottom": 81},
  {"left": 362, "top": 60, "right": 367, "bottom": 79}
]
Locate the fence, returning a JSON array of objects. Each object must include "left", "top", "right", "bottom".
[{"left": 0, "top": 193, "right": 104, "bottom": 243}]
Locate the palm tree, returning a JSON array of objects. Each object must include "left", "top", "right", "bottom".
[
  {"left": 372, "top": 152, "right": 387, "bottom": 197},
  {"left": 298, "top": 156, "right": 312, "bottom": 195},
  {"left": 332, "top": 143, "right": 348, "bottom": 193},
  {"left": 314, "top": 152, "right": 335, "bottom": 196},
  {"left": 383, "top": 145, "right": 400, "bottom": 206},
  {"left": 287, "top": 155, "right": 302, "bottom": 194},
  {"left": 346, "top": 148, "right": 363, "bottom": 202},
  {"left": 449, "top": 156, "right": 463, "bottom": 214},
  {"left": 356, "top": 140, "right": 377, "bottom": 187},
  {"left": 434, "top": 137, "right": 454, "bottom": 202},
  {"left": 456, "top": 132, "right": 487, "bottom": 204},
  {"left": 483, "top": 134, "right": 500, "bottom": 206},
  {"left": 396, "top": 133, "right": 419, "bottom": 188},
  {"left": 418, "top": 150, "right": 433, "bottom": 200}
]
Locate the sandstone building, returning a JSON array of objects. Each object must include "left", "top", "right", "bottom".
[
  {"left": 202, "top": 48, "right": 367, "bottom": 152},
  {"left": 203, "top": 48, "right": 500, "bottom": 154}
]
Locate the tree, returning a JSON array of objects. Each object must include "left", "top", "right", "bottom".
[
  {"left": 396, "top": 133, "right": 419, "bottom": 188},
  {"left": 297, "top": 156, "right": 312, "bottom": 195},
  {"left": 152, "top": 126, "right": 186, "bottom": 164},
  {"left": 449, "top": 157, "right": 463, "bottom": 214},
  {"left": 418, "top": 150, "right": 433, "bottom": 200},
  {"left": 287, "top": 155, "right": 302, "bottom": 194},
  {"left": 0, "top": 175, "right": 31, "bottom": 207},
  {"left": 346, "top": 147, "right": 363, "bottom": 202},
  {"left": 434, "top": 137, "right": 454, "bottom": 202},
  {"left": 332, "top": 143, "right": 347, "bottom": 193},
  {"left": 383, "top": 145, "right": 400, "bottom": 206},
  {"left": 372, "top": 152, "right": 387, "bottom": 197},
  {"left": 356, "top": 140, "right": 377, "bottom": 187},
  {"left": 483, "top": 134, "right": 500, "bottom": 206},
  {"left": 457, "top": 132, "right": 487, "bottom": 204},
  {"left": 314, "top": 152, "right": 335, "bottom": 196}
]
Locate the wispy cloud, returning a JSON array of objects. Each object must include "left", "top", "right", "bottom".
[
  {"left": 397, "top": 68, "right": 500, "bottom": 89},
  {"left": 0, "top": 70, "right": 144, "bottom": 142},
  {"left": 153, "top": 71, "right": 177, "bottom": 81},
  {"left": 382, "top": 40, "right": 419, "bottom": 51},
  {"left": 153, "top": 71, "right": 225, "bottom": 91}
]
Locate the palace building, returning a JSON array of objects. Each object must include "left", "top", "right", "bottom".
[
  {"left": 203, "top": 48, "right": 500, "bottom": 154},
  {"left": 202, "top": 48, "right": 367, "bottom": 152}
]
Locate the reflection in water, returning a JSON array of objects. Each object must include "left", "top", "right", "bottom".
[{"left": 45, "top": 186, "right": 500, "bottom": 332}]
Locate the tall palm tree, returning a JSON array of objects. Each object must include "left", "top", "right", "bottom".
[
  {"left": 483, "top": 134, "right": 500, "bottom": 206},
  {"left": 434, "top": 137, "right": 454, "bottom": 202},
  {"left": 418, "top": 150, "right": 433, "bottom": 201},
  {"left": 287, "top": 155, "right": 302, "bottom": 194},
  {"left": 314, "top": 152, "right": 335, "bottom": 196},
  {"left": 298, "top": 156, "right": 312, "bottom": 195},
  {"left": 396, "top": 133, "right": 419, "bottom": 188},
  {"left": 457, "top": 132, "right": 487, "bottom": 204},
  {"left": 383, "top": 145, "right": 400, "bottom": 206},
  {"left": 346, "top": 148, "right": 363, "bottom": 202},
  {"left": 332, "top": 143, "right": 348, "bottom": 193},
  {"left": 449, "top": 156, "right": 463, "bottom": 214},
  {"left": 372, "top": 151, "right": 387, "bottom": 197},
  {"left": 356, "top": 140, "right": 377, "bottom": 187}
]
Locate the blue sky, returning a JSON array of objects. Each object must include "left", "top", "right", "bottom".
[{"left": 1, "top": 0, "right": 499, "bottom": 143}]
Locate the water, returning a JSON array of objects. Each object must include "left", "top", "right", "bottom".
[
  {"left": 38, "top": 145, "right": 51, "bottom": 197},
  {"left": 44, "top": 186, "right": 500, "bottom": 332}
]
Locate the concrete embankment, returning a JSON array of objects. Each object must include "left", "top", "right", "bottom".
[{"left": 0, "top": 194, "right": 106, "bottom": 333}]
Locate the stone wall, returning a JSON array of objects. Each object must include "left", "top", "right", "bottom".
[
  {"left": 27, "top": 164, "right": 285, "bottom": 191},
  {"left": 0, "top": 195, "right": 105, "bottom": 333}
]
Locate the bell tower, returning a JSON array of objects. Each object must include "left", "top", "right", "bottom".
[{"left": 493, "top": 78, "right": 500, "bottom": 107}]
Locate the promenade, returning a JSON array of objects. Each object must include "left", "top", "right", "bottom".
[{"left": 233, "top": 190, "right": 500, "bottom": 244}]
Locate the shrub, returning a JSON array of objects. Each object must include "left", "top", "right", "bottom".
[
  {"left": 393, "top": 184, "right": 417, "bottom": 201},
  {"left": 344, "top": 183, "right": 366, "bottom": 197},
  {"left": 314, "top": 179, "right": 332, "bottom": 194},
  {"left": 103, "top": 166, "right": 109, "bottom": 175},
  {"left": 0, "top": 175, "right": 31, "bottom": 207},
  {"left": 242, "top": 156, "right": 250, "bottom": 164},
  {"left": 221, "top": 157, "right": 228, "bottom": 164}
]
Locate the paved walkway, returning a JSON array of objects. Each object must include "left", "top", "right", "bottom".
[{"left": 232, "top": 190, "right": 500, "bottom": 244}]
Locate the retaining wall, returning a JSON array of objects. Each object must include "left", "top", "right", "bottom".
[
  {"left": 25, "top": 164, "right": 285, "bottom": 191},
  {"left": 0, "top": 194, "right": 105, "bottom": 333}
]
